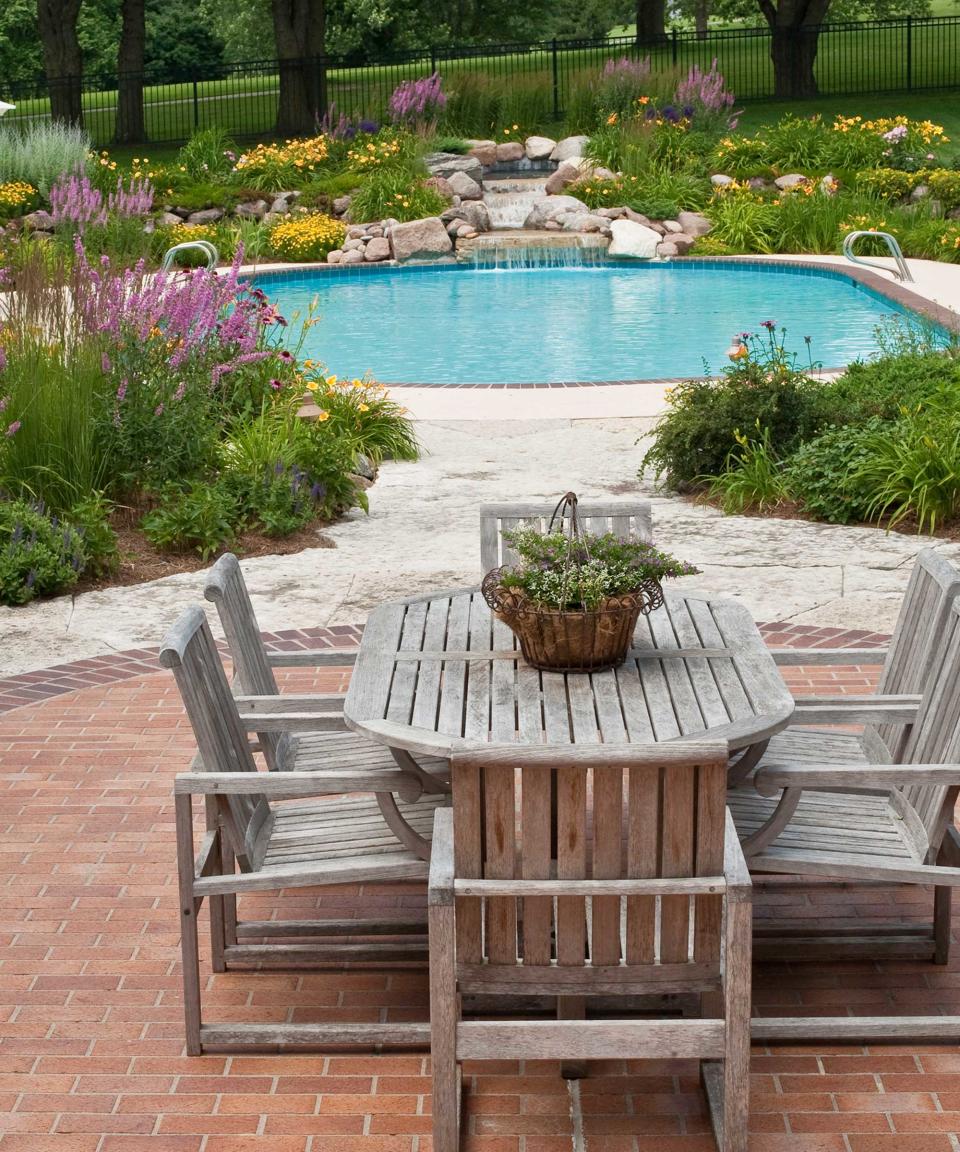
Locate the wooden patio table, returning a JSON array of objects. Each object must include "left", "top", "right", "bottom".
[{"left": 344, "top": 586, "right": 794, "bottom": 771}]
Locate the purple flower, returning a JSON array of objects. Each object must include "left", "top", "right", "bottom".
[
  {"left": 116, "top": 378, "right": 128, "bottom": 403},
  {"left": 154, "top": 403, "right": 164, "bottom": 416},
  {"left": 0, "top": 347, "right": 6, "bottom": 373},
  {"left": 279, "top": 350, "right": 293, "bottom": 361},
  {"left": 0, "top": 395, "right": 7, "bottom": 413},
  {"left": 388, "top": 71, "right": 446, "bottom": 127},
  {"left": 101, "top": 352, "right": 112, "bottom": 374},
  {"left": 760, "top": 320, "right": 776, "bottom": 330},
  {"left": 5, "top": 419, "right": 21, "bottom": 438},
  {"left": 269, "top": 378, "right": 283, "bottom": 390}
]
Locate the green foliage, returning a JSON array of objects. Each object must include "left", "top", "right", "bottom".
[
  {"left": 67, "top": 492, "right": 119, "bottom": 575},
  {"left": 294, "top": 423, "right": 368, "bottom": 519},
  {"left": 317, "top": 378, "right": 420, "bottom": 465},
  {"left": 176, "top": 127, "right": 239, "bottom": 183},
  {"left": 141, "top": 483, "right": 238, "bottom": 560},
  {"left": 703, "top": 423, "right": 789, "bottom": 514},
  {"left": 571, "top": 170, "right": 709, "bottom": 217},
  {"left": 0, "top": 123, "right": 92, "bottom": 196},
  {"left": 162, "top": 182, "right": 243, "bottom": 212},
  {"left": 0, "top": 498, "right": 87, "bottom": 605},
  {"left": 496, "top": 526, "right": 699, "bottom": 610},
  {"left": 441, "top": 73, "right": 552, "bottom": 137},
  {"left": 430, "top": 136, "right": 472, "bottom": 155},
  {"left": 855, "top": 167, "right": 921, "bottom": 200},
  {"left": 784, "top": 422, "right": 883, "bottom": 524},
  {"left": 348, "top": 168, "right": 448, "bottom": 223},
  {"left": 705, "top": 189, "right": 779, "bottom": 252}
]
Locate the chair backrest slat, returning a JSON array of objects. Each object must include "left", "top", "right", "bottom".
[
  {"left": 451, "top": 743, "right": 729, "bottom": 977},
  {"left": 204, "top": 553, "right": 295, "bottom": 771},
  {"left": 479, "top": 502, "right": 653, "bottom": 573},
  {"left": 160, "top": 606, "right": 270, "bottom": 870},
  {"left": 901, "top": 596, "right": 960, "bottom": 853},
  {"left": 872, "top": 549, "right": 960, "bottom": 761}
]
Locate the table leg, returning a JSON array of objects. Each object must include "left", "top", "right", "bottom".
[{"left": 727, "top": 739, "right": 769, "bottom": 786}]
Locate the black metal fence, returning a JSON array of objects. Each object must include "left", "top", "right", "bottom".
[{"left": 6, "top": 18, "right": 960, "bottom": 146}]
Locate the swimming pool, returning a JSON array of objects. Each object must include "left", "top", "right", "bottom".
[{"left": 255, "top": 259, "right": 935, "bottom": 384}]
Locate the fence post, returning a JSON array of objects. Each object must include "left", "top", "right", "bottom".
[
  {"left": 551, "top": 39, "right": 560, "bottom": 120},
  {"left": 192, "top": 75, "right": 200, "bottom": 129},
  {"left": 430, "top": 45, "right": 437, "bottom": 74},
  {"left": 671, "top": 28, "right": 678, "bottom": 66},
  {"left": 906, "top": 15, "right": 913, "bottom": 91}
]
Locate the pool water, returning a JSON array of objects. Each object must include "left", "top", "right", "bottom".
[{"left": 256, "top": 260, "right": 929, "bottom": 384}]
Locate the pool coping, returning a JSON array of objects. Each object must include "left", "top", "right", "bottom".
[{"left": 247, "top": 253, "right": 960, "bottom": 390}]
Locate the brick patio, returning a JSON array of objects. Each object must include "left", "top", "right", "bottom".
[{"left": 1, "top": 623, "right": 958, "bottom": 1152}]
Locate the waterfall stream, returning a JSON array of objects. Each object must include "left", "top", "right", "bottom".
[{"left": 482, "top": 177, "right": 549, "bottom": 229}]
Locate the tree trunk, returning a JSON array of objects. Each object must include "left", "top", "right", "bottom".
[
  {"left": 769, "top": 24, "right": 821, "bottom": 97},
  {"left": 635, "top": 0, "right": 666, "bottom": 44},
  {"left": 695, "top": 0, "right": 709, "bottom": 38},
  {"left": 272, "top": 0, "right": 327, "bottom": 137},
  {"left": 115, "top": 0, "right": 146, "bottom": 144},
  {"left": 37, "top": 0, "right": 84, "bottom": 126}
]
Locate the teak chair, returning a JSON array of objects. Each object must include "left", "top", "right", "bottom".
[
  {"left": 479, "top": 500, "right": 653, "bottom": 573},
  {"left": 429, "top": 742, "right": 751, "bottom": 1152},
  {"left": 733, "top": 597, "right": 960, "bottom": 1041},
  {"left": 164, "top": 606, "right": 442, "bottom": 1052}
]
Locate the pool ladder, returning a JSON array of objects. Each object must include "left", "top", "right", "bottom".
[
  {"left": 842, "top": 230, "right": 913, "bottom": 283},
  {"left": 161, "top": 240, "right": 219, "bottom": 272}
]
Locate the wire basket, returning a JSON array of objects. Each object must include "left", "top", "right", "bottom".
[{"left": 481, "top": 492, "right": 665, "bottom": 673}]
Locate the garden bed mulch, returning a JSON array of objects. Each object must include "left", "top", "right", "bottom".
[{"left": 74, "top": 519, "right": 336, "bottom": 594}]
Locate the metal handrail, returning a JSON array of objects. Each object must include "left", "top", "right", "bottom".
[
  {"left": 161, "top": 240, "right": 219, "bottom": 272},
  {"left": 842, "top": 230, "right": 914, "bottom": 283}
]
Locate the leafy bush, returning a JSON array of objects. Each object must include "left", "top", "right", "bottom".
[
  {"left": 268, "top": 211, "right": 346, "bottom": 261},
  {"left": 348, "top": 168, "right": 448, "bottom": 224},
  {"left": 0, "top": 122, "right": 92, "bottom": 195},
  {"left": 703, "top": 423, "right": 788, "bottom": 513},
  {"left": 162, "top": 182, "right": 243, "bottom": 212},
  {"left": 855, "top": 168, "right": 920, "bottom": 200},
  {"left": 294, "top": 420, "right": 367, "bottom": 518},
  {"left": 233, "top": 135, "right": 330, "bottom": 191},
  {"left": 926, "top": 168, "right": 960, "bottom": 211},
  {"left": 141, "top": 483, "right": 239, "bottom": 559},
  {"left": 311, "top": 375, "right": 419, "bottom": 465},
  {"left": 66, "top": 492, "right": 119, "bottom": 575},
  {"left": 227, "top": 464, "right": 324, "bottom": 536},
  {"left": 177, "top": 126, "right": 239, "bottom": 182},
  {"left": 572, "top": 171, "right": 709, "bottom": 218},
  {"left": 784, "top": 422, "right": 882, "bottom": 524},
  {"left": 0, "top": 498, "right": 87, "bottom": 605}
]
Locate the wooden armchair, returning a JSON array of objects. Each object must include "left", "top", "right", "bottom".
[
  {"left": 479, "top": 499, "right": 653, "bottom": 572},
  {"left": 732, "top": 598, "right": 960, "bottom": 1040},
  {"left": 429, "top": 742, "right": 751, "bottom": 1152},
  {"left": 163, "top": 606, "right": 443, "bottom": 1052}
]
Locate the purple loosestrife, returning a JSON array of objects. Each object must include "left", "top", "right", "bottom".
[
  {"left": 388, "top": 72, "right": 446, "bottom": 128},
  {"left": 674, "top": 60, "right": 736, "bottom": 126},
  {"left": 50, "top": 171, "right": 107, "bottom": 229},
  {"left": 5, "top": 419, "right": 21, "bottom": 437},
  {"left": 107, "top": 175, "right": 154, "bottom": 218},
  {"left": 602, "top": 56, "right": 650, "bottom": 81}
]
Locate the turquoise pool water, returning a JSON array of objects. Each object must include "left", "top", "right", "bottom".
[{"left": 256, "top": 260, "right": 930, "bottom": 384}]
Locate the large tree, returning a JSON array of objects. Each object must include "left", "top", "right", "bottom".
[
  {"left": 115, "top": 0, "right": 145, "bottom": 142},
  {"left": 635, "top": 0, "right": 667, "bottom": 43},
  {"left": 272, "top": 0, "right": 326, "bottom": 136},
  {"left": 37, "top": 0, "right": 84, "bottom": 124}
]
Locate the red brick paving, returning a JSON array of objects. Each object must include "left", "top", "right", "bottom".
[{"left": 1, "top": 625, "right": 958, "bottom": 1151}]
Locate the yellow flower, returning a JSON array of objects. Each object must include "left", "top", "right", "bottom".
[
  {"left": 325, "top": 375, "right": 337, "bottom": 387},
  {"left": 606, "top": 112, "right": 618, "bottom": 126},
  {"left": 358, "top": 403, "right": 369, "bottom": 412},
  {"left": 306, "top": 381, "right": 320, "bottom": 392},
  {"left": 316, "top": 410, "right": 330, "bottom": 422},
  {"left": 512, "top": 124, "right": 518, "bottom": 131}
]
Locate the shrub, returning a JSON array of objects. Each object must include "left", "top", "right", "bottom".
[
  {"left": 268, "top": 212, "right": 345, "bottom": 261},
  {"left": 855, "top": 168, "right": 920, "bottom": 200},
  {"left": 674, "top": 59, "right": 737, "bottom": 133},
  {"left": 705, "top": 185, "right": 779, "bottom": 252},
  {"left": 227, "top": 464, "right": 324, "bottom": 536},
  {"left": 141, "top": 482, "right": 239, "bottom": 559},
  {"left": 926, "top": 169, "right": 960, "bottom": 211},
  {"left": 294, "top": 420, "right": 367, "bottom": 518},
  {"left": 0, "top": 122, "right": 92, "bottom": 195},
  {"left": 0, "top": 181, "right": 37, "bottom": 217},
  {"left": 0, "top": 498, "right": 87, "bottom": 605},
  {"left": 177, "top": 126, "right": 238, "bottom": 181},
  {"left": 571, "top": 171, "right": 709, "bottom": 217},
  {"left": 49, "top": 171, "right": 153, "bottom": 231},
  {"left": 233, "top": 136, "right": 330, "bottom": 191},
  {"left": 67, "top": 492, "right": 119, "bottom": 575},
  {"left": 348, "top": 169, "right": 448, "bottom": 224},
  {"left": 703, "top": 423, "right": 788, "bottom": 513},
  {"left": 784, "top": 422, "right": 882, "bottom": 524},
  {"left": 310, "top": 375, "right": 419, "bottom": 465}
]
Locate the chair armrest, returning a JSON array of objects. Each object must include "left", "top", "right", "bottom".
[
  {"left": 428, "top": 808, "right": 455, "bottom": 906},
  {"left": 235, "top": 693, "right": 346, "bottom": 714},
  {"left": 755, "top": 762, "right": 960, "bottom": 797},
  {"left": 174, "top": 768, "right": 417, "bottom": 796},
  {"left": 791, "top": 695, "right": 920, "bottom": 726},
  {"left": 267, "top": 649, "right": 358, "bottom": 668},
  {"left": 723, "top": 809, "right": 751, "bottom": 897},
  {"left": 238, "top": 711, "right": 346, "bottom": 733},
  {"left": 771, "top": 647, "right": 888, "bottom": 667}
]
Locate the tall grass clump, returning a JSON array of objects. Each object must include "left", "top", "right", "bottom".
[{"left": 0, "top": 122, "right": 92, "bottom": 195}]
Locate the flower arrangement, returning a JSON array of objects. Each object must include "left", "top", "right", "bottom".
[{"left": 268, "top": 212, "right": 346, "bottom": 262}]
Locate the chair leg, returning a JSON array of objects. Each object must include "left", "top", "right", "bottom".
[
  {"left": 176, "top": 793, "right": 203, "bottom": 1056},
  {"left": 721, "top": 893, "right": 752, "bottom": 1152},
  {"left": 934, "top": 886, "right": 952, "bottom": 966},
  {"left": 430, "top": 901, "right": 460, "bottom": 1152}
]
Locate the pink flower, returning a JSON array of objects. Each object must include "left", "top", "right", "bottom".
[
  {"left": 0, "top": 395, "right": 7, "bottom": 413},
  {"left": 116, "top": 379, "right": 128, "bottom": 402},
  {"left": 5, "top": 419, "right": 21, "bottom": 438}
]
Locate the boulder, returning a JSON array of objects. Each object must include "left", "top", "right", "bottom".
[
  {"left": 662, "top": 219, "right": 683, "bottom": 234},
  {"left": 424, "top": 175, "right": 454, "bottom": 199},
  {"left": 677, "top": 211, "right": 712, "bottom": 238},
  {"left": 523, "top": 194, "right": 589, "bottom": 229},
  {"left": 747, "top": 177, "right": 771, "bottom": 191},
  {"left": 186, "top": 208, "right": 224, "bottom": 225},
  {"left": 450, "top": 200, "right": 491, "bottom": 232},
  {"left": 341, "top": 248, "right": 364, "bottom": 264},
  {"left": 910, "top": 184, "right": 930, "bottom": 202},
  {"left": 525, "top": 135, "right": 556, "bottom": 160},
  {"left": 342, "top": 238, "right": 365, "bottom": 252},
  {"left": 561, "top": 213, "right": 609, "bottom": 234},
  {"left": 820, "top": 173, "right": 838, "bottom": 195},
  {"left": 332, "top": 195, "right": 352, "bottom": 216},
  {"left": 270, "top": 194, "right": 291, "bottom": 214},
  {"left": 468, "top": 142, "right": 498, "bottom": 167},
  {"left": 658, "top": 242, "right": 679, "bottom": 257},
  {"left": 423, "top": 152, "right": 483, "bottom": 183},
  {"left": 550, "top": 135, "right": 590, "bottom": 162},
  {"left": 157, "top": 210, "right": 182, "bottom": 228},
  {"left": 711, "top": 174, "right": 735, "bottom": 187},
  {"left": 623, "top": 208, "right": 652, "bottom": 228},
  {"left": 607, "top": 219, "right": 661, "bottom": 259},
  {"left": 647, "top": 222, "right": 666, "bottom": 235},
  {"left": 326, "top": 249, "right": 344, "bottom": 264},
  {"left": 596, "top": 206, "right": 628, "bottom": 220},
  {"left": 455, "top": 222, "right": 477, "bottom": 237},
  {"left": 366, "top": 225, "right": 384, "bottom": 238},
  {"left": 364, "top": 237, "right": 391, "bottom": 262},
  {"left": 235, "top": 199, "right": 269, "bottom": 220},
  {"left": 947, "top": 207, "right": 960, "bottom": 220},
  {"left": 774, "top": 173, "right": 807, "bottom": 190},
  {"left": 544, "top": 162, "right": 580, "bottom": 195},
  {"left": 447, "top": 170, "right": 482, "bottom": 200},
  {"left": 543, "top": 219, "right": 562, "bottom": 230},
  {"left": 22, "top": 210, "right": 54, "bottom": 231},
  {"left": 593, "top": 166, "right": 617, "bottom": 181},
  {"left": 347, "top": 225, "right": 366, "bottom": 239},
  {"left": 670, "top": 232, "right": 695, "bottom": 254},
  {"left": 389, "top": 216, "right": 454, "bottom": 261},
  {"left": 495, "top": 142, "right": 525, "bottom": 163},
  {"left": 446, "top": 220, "right": 462, "bottom": 239}
]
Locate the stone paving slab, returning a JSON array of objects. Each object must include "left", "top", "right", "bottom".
[{"left": 2, "top": 416, "right": 958, "bottom": 675}]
